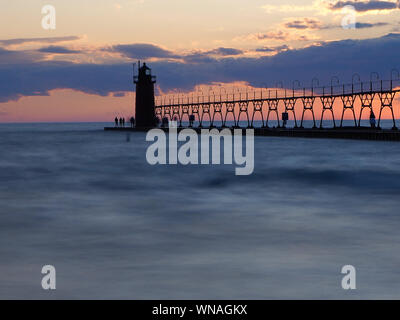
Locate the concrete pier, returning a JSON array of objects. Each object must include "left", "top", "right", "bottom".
[{"left": 104, "top": 126, "right": 400, "bottom": 141}]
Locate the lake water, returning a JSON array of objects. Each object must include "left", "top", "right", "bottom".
[{"left": 1, "top": 122, "right": 400, "bottom": 299}]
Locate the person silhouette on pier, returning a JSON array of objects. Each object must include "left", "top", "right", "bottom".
[
  {"left": 119, "top": 117, "right": 123, "bottom": 127},
  {"left": 130, "top": 117, "right": 135, "bottom": 128},
  {"left": 161, "top": 117, "right": 169, "bottom": 128},
  {"left": 370, "top": 110, "right": 376, "bottom": 128},
  {"left": 115, "top": 117, "right": 119, "bottom": 127},
  {"left": 189, "top": 115, "right": 195, "bottom": 127}
]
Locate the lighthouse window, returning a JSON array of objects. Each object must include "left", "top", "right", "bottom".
[{"left": 146, "top": 69, "right": 151, "bottom": 75}]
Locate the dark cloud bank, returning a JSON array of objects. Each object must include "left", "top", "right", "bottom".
[
  {"left": 330, "top": 0, "right": 399, "bottom": 12},
  {"left": 38, "top": 45, "right": 81, "bottom": 54},
  {"left": 1, "top": 33, "right": 400, "bottom": 102}
]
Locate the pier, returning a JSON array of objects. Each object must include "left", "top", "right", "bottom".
[
  {"left": 105, "top": 63, "right": 400, "bottom": 141},
  {"left": 104, "top": 126, "right": 400, "bottom": 141},
  {"left": 154, "top": 78, "right": 400, "bottom": 129}
]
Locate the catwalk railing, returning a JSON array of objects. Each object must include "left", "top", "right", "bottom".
[{"left": 154, "top": 79, "right": 400, "bottom": 129}]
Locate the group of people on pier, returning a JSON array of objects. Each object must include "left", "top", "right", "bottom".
[{"left": 114, "top": 116, "right": 135, "bottom": 128}]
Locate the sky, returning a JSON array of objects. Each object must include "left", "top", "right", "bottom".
[{"left": 1, "top": 0, "right": 400, "bottom": 122}]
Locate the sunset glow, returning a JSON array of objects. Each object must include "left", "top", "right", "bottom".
[{"left": 1, "top": 0, "right": 400, "bottom": 122}]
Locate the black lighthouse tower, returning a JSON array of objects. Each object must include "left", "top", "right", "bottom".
[{"left": 134, "top": 62, "right": 156, "bottom": 128}]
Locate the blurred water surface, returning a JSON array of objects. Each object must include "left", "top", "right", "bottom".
[{"left": 1, "top": 122, "right": 400, "bottom": 299}]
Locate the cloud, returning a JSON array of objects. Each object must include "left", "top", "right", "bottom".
[
  {"left": 38, "top": 45, "right": 81, "bottom": 54},
  {"left": 0, "top": 47, "right": 44, "bottom": 64},
  {"left": 284, "top": 18, "right": 323, "bottom": 30},
  {"left": 329, "top": 0, "right": 399, "bottom": 12},
  {"left": 109, "top": 43, "right": 179, "bottom": 59},
  {"left": 320, "top": 20, "right": 390, "bottom": 29},
  {"left": 2, "top": 33, "right": 400, "bottom": 102},
  {"left": 0, "top": 61, "right": 131, "bottom": 102},
  {"left": 183, "top": 47, "right": 243, "bottom": 63},
  {"left": 245, "top": 31, "right": 293, "bottom": 42},
  {"left": 206, "top": 47, "right": 243, "bottom": 56},
  {"left": 182, "top": 53, "right": 216, "bottom": 63},
  {"left": 262, "top": 0, "right": 399, "bottom": 15},
  {"left": 255, "top": 45, "right": 290, "bottom": 53},
  {"left": 252, "top": 31, "right": 291, "bottom": 41},
  {"left": 130, "top": 34, "right": 400, "bottom": 91},
  {"left": 355, "top": 21, "right": 389, "bottom": 28},
  {"left": 242, "top": 23, "right": 319, "bottom": 42},
  {"left": 109, "top": 44, "right": 243, "bottom": 62},
  {"left": 248, "top": 30, "right": 312, "bottom": 42},
  {"left": 0, "top": 36, "right": 80, "bottom": 47},
  {"left": 283, "top": 17, "right": 390, "bottom": 31}
]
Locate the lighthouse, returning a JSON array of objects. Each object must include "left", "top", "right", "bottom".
[{"left": 134, "top": 62, "right": 156, "bottom": 128}]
